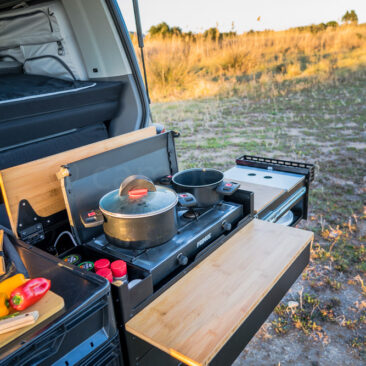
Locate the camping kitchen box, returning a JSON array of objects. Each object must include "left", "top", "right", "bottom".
[
  {"left": 0, "top": 1, "right": 315, "bottom": 365},
  {"left": 0, "top": 131, "right": 314, "bottom": 366}
]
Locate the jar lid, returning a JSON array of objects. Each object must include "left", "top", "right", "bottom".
[
  {"left": 96, "top": 268, "right": 113, "bottom": 283},
  {"left": 111, "top": 260, "right": 127, "bottom": 278},
  {"left": 94, "top": 258, "right": 110, "bottom": 271},
  {"left": 100, "top": 185, "right": 177, "bottom": 218}
]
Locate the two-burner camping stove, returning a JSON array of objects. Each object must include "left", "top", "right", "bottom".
[{"left": 86, "top": 190, "right": 243, "bottom": 287}]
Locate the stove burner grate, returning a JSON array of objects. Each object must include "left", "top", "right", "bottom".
[{"left": 183, "top": 209, "right": 199, "bottom": 220}]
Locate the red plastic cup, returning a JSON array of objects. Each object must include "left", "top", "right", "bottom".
[
  {"left": 111, "top": 260, "right": 127, "bottom": 279},
  {"left": 96, "top": 268, "right": 113, "bottom": 283},
  {"left": 94, "top": 258, "right": 110, "bottom": 272}
]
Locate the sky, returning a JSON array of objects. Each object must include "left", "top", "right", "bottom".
[{"left": 117, "top": 0, "right": 366, "bottom": 34}]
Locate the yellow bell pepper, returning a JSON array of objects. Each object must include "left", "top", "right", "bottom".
[
  {"left": 0, "top": 293, "right": 9, "bottom": 317},
  {"left": 0, "top": 274, "right": 26, "bottom": 298}
]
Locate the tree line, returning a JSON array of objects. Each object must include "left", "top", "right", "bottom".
[{"left": 145, "top": 10, "right": 359, "bottom": 39}]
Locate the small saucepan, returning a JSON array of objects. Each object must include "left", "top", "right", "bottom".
[
  {"left": 172, "top": 168, "right": 239, "bottom": 207},
  {"left": 81, "top": 175, "right": 196, "bottom": 249}
]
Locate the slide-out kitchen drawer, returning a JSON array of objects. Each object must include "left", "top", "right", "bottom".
[
  {"left": 224, "top": 165, "right": 308, "bottom": 224},
  {"left": 125, "top": 219, "right": 313, "bottom": 366}
]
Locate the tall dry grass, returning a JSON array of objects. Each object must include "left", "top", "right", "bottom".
[{"left": 132, "top": 24, "right": 366, "bottom": 102}]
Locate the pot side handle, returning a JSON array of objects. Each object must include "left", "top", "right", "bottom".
[
  {"left": 177, "top": 192, "right": 197, "bottom": 208},
  {"left": 119, "top": 175, "right": 156, "bottom": 196},
  {"left": 80, "top": 209, "right": 104, "bottom": 228},
  {"left": 216, "top": 181, "right": 240, "bottom": 195}
]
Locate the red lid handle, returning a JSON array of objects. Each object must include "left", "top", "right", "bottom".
[
  {"left": 128, "top": 188, "right": 148, "bottom": 198},
  {"left": 119, "top": 175, "right": 156, "bottom": 197}
]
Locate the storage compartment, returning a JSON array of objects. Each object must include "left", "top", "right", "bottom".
[
  {"left": 58, "top": 245, "right": 154, "bottom": 325},
  {"left": 0, "top": 238, "right": 120, "bottom": 366}
]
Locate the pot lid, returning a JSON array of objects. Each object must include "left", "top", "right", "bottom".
[{"left": 100, "top": 185, "right": 178, "bottom": 218}]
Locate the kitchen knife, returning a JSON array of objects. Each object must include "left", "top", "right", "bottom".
[{"left": 0, "top": 311, "right": 39, "bottom": 334}]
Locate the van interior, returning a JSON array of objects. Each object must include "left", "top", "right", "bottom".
[{"left": 0, "top": 0, "right": 149, "bottom": 227}]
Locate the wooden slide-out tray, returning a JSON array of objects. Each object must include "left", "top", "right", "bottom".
[
  {"left": 0, "top": 127, "right": 156, "bottom": 236},
  {"left": 0, "top": 290, "right": 64, "bottom": 348},
  {"left": 126, "top": 219, "right": 313, "bottom": 366}
]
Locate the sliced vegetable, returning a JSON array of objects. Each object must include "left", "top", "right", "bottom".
[
  {"left": 0, "top": 274, "right": 26, "bottom": 298},
  {"left": 0, "top": 293, "right": 9, "bottom": 317},
  {"left": 10, "top": 278, "right": 51, "bottom": 311}
]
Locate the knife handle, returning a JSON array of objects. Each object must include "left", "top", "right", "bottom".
[{"left": 0, "top": 311, "right": 39, "bottom": 334}]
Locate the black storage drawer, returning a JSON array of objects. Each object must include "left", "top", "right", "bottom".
[
  {"left": 0, "top": 238, "right": 119, "bottom": 366},
  {"left": 59, "top": 332, "right": 124, "bottom": 366},
  {"left": 58, "top": 245, "right": 154, "bottom": 324}
]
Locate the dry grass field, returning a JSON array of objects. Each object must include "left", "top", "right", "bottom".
[
  {"left": 136, "top": 22, "right": 366, "bottom": 365},
  {"left": 134, "top": 24, "right": 366, "bottom": 103}
]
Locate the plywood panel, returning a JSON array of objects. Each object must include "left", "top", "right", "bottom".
[
  {"left": 0, "top": 127, "right": 156, "bottom": 236},
  {"left": 126, "top": 219, "right": 313, "bottom": 366}
]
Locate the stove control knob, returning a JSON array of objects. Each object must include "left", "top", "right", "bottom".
[
  {"left": 177, "top": 253, "right": 188, "bottom": 266},
  {"left": 222, "top": 221, "right": 232, "bottom": 232}
]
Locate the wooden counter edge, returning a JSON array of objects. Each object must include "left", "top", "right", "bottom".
[{"left": 126, "top": 223, "right": 314, "bottom": 366}]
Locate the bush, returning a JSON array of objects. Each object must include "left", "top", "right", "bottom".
[
  {"left": 342, "top": 10, "right": 358, "bottom": 24},
  {"left": 148, "top": 22, "right": 182, "bottom": 38}
]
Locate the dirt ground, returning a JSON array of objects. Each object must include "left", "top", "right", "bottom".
[{"left": 151, "top": 71, "right": 366, "bottom": 365}]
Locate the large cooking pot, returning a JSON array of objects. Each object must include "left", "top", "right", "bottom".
[
  {"left": 172, "top": 168, "right": 239, "bottom": 207},
  {"left": 81, "top": 175, "right": 196, "bottom": 249}
]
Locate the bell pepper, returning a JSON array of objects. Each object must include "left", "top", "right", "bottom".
[
  {"left": 0, "top": 274, "right": 26, "bottom": 298},
  {"left": 0, "top": 293, "right": 9, "bottom": 317},
  {"left": 9, "top": 278, "right": 51, "bottom": 311}
]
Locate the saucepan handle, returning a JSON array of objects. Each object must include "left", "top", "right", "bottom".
[
  {"left": 177, "top": 192, "right": 197, "bottom": 208},
  {"left": 80, "top": 209, "right": 104, "bottom": 228},
  {"left": 216, "top": 181, "right": 240, "bottom": 195},
  {"left": 119, "top": 175, "right": 156, "bottom": 197}
]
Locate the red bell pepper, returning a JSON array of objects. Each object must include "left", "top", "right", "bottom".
[{"left": 9, "top": 278, "right": 51, "bottom": 311}]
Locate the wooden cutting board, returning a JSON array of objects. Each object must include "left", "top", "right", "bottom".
[
  {"left": 0, "top": 290, "right": 64, "bottom": 348},
  {"left": 126, "top": 219, "right": 313, "bottom": 366}
]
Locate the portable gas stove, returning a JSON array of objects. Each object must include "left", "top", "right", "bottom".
[{"left": 86, "top": 200, "right": 243, "bottom": 287}]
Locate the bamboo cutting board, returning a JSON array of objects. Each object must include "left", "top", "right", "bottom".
[
  {"left": 126, "top": 219, "right": 313, "bottom": 366},
  {"left": 0, "top": 290, "right": 64, "bottom": 348},
  {"left": 0, "top": 127, "right": 156, "bottom": 236}
]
